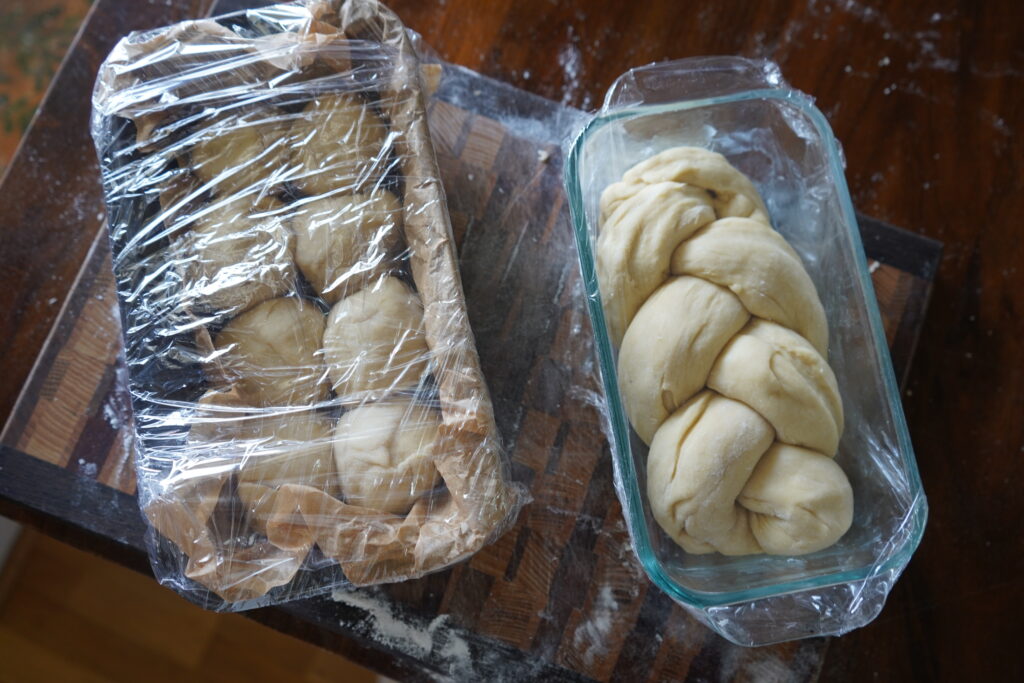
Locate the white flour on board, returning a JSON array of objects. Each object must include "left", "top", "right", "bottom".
[
  {"left": 76, "top": 458, "right": 98, "bottom": 477},
  {"left": 572, "top": 583, "right": 618, "bottom": 667},
  {"left": 331, "top": 588, "right": 475, "bottom": 681},
  {"left": 103, "top": 400, "right": 122, "bottom": 430}
]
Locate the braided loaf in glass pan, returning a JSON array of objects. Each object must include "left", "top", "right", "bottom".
[
  {"left": 565, "top": 57, "right": 927, "bottom": 646},
  {"left": 90, "top": 0, "right": 526, "bottom": 610}
]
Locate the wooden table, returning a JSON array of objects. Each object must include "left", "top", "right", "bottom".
[{"left": 0, "top": 1, "right": 1019, "bottom": 681}]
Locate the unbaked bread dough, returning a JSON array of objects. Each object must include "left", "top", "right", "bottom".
[
  {"left": 182, "top": 196, "right": 295, "bottom": 315},
  {"left": 333, "top": 399, "right": 441, "bottom": 514},
  {"left": 99, "top": 2, "right": 525, "bottom": 603},
  {"left": 289, "top": 191, "right": 404, "bottom": 303},
  {"left": 322, "top": 276, "right": 430, "bottom": 399},
  {"left": 236, "top": 411, "right": 337, "bottom": 494},
  {"left": 596, "top": 182, "right": 715, "bottom": 345},
  {"left": 289, "top": 93, "right": 389, "bottom": 198},
  {"left": 185, "top": 389, "right": 337, "bottom": 524},
  {"left": 598, "top": 146, "right": 852, "bottom": 556},
  {"left": 602, "top": 146, "right": 769, "bottom": 222},
  {"left": 618, "top": 276, "right": 749, "bottom": 445},
  {"left": 189, "top": 111, "right": 291, "bottom": 197},
  {"left": 186, "top": 389, "right": 336, "bottom": 492},
  {"left": 212, "top": 297, "right": 329, "bottom": 407},
  {"left": 647, "top": 391, "right": 853, "bottom": 556},
  {"left": 707, "top": 319, "right": 843, "bottom": 455},
  {"left": 739, "top": 443, "right": 854, "bottom": 555},
  {"left": 671, "top": 217, "right": 828, "bottom": 355},
  {"left": 647, "top": 391, "right": 772, "bottom": 555}
]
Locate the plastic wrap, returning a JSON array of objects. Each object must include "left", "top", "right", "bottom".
[
  {"left": 90, "top": 0, "right": 526, "bottom": 610},
  {"left": 564, "top": 57, "right": 927, "bottom": 645}
]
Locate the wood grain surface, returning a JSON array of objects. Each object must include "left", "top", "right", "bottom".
[
  {"left": 0, "top": 531, "right": 377, "bottom": 683},
  {"left": 0, "top": 0, "right": 220, "bottom": 437},
  {"left": 2, "top": 45, "right": 938, "bottom": 683},
  {"left": 0, "top": 0, "right": 1019, "bottom": 681}
]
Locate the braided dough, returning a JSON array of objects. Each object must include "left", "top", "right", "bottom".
[{"left": 599, "top": 147, "right": 853, "bottom": 556}]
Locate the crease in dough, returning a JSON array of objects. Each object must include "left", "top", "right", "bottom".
[
  {"left": 671, "top": 216, "right": 829, "bottom": 354},
  {"left": 212, "top": 297, "right": 329, "bottom": 407},
  {"left": 596, "top": 181, "right": 716, "bottom": 344},
  {"left": 333, "top": 399, "right": 442, "bottom": 515}
]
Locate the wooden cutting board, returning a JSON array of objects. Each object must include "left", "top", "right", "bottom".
[{"left": 1, "top": 62, "right": 940, "bottom": 681}]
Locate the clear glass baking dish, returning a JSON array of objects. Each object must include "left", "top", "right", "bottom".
[{"left": 564, "top": 57, "right": 927, "bottom": 646}]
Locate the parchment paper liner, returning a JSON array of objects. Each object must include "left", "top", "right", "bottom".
[{"left": 99, "top": 0, "right": 524, "bottom": 602}]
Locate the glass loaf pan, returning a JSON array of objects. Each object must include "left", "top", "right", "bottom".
[{"left": 564, "top": 57, "right": 927, "bottom": 646}]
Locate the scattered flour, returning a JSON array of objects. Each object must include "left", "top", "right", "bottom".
[
  {"left": 572, "top": 584, "right": 619, "bottom": 667},
  {"left": 77, "top": 458, "right": 98, "bottom": 477},
  {"left": 331, "top": 588, "right": 475, "bottom": 681},
  {"left": 557, "top": 27, "right": 584, "bottom": 107},
  {"left": 103, "top": 400, "right": 122, "bottom": 430}
]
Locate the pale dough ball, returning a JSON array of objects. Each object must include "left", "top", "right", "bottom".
[
  {"left": 235, "top": 411, "right": 337, "bottom": 493},
  {"left": 213, "top": 297, "right": 329, "bottom": 407},
  {"left": 186, "top": 389, "right": 336, "bottom": 492},
  {"left": 289, "top": 93, "right": 389, "bottom": 198},
  {"left": 189, "top": 112, "right": 291, "bottom": 197},
  {"left": 289, "top": 191, "right": 404, "bottom": 303},
  {"left": 182, "top": 196, "right": 295, "bottom": 315},
  {"left": 184, "top": 387, "right": 251, "bottom": 447},
  {"left": 185, "top": 390, "right": 337, "bottom": 521},
  {"left": 617, "top": 276, "right": 748, "bottom": 445},
  {"left": 322, "top": 276, "right": 430, "bottom": 399},
  {"left": 333, "top": 399, "right": 441, "bottom": 514}
]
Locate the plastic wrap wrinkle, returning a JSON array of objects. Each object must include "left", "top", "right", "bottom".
[{"left": 92, "top": 0, "right": 525, "bottom": 609}]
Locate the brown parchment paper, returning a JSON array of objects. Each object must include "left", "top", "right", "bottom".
[{"left": 94, "top": 0, "right": 525, "bottom": 606}]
